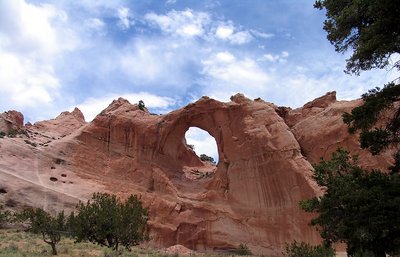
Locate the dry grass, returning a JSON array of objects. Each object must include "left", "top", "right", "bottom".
[{"left": 0, "top": 229, "right": 253, "bottom": 257}]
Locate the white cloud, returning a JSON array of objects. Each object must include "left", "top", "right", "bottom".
[
  {"left": 200, "top": 52, "right": 270, "bottom": 100},
  {"left": 215, "top": 23, "right": 252, "bottom": 44},
  {"left": 0, "top": 0, "right": 78, "bottom": 111},
  {"left": 0, "top": 51, "right": 59, "bottom": 108},
  {"left": 85, "top": 18, "right": 105, "bottom": 31},
  {"left": 166, "top": 0, "right": 177, "bottom": 4},
  {"left": 117, "top": 7, "right": 133, "bottom": 29},
  {"left": 185, "top": 127, "right": 218, "bottom": 161},
  {"left": 215, "top": 25, "right": 233, "bottom": 39},
  {"left": 250, "top": 29, "right": 274, "bottom": 39},
  {"left": 260, "top": 51, "right": 289, "bottom": 63},
  {"left": 76, "top": 92, "right": 177, "bottom": 121},
  {"left": 115, "top": 38, "right": 196, "bottom": 89},
  {"left": 215, "top": 51, "right": 236, "bottom": 63},
  {"left": 145, "top": 9, "right": 210, "bottom": 38}
]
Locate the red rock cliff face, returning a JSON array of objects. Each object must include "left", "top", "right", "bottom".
[
  {"left": 0, "top": 92, "right": 394, "bottom": 256},
  {"left": 283, "top": 92, "right": 393, "bottom": 170},
  {"left": 69, "top": 94, "right": 322, "bottom": 255}
]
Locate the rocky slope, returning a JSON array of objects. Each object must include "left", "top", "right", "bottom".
[{"left": 0, "top": 92, "right": 394, "bottom": 256}]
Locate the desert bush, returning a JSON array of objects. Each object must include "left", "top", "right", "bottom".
[
  {"left": 69, "top": 193, "right": 149, "bottom": 251},
  {"left": 283, "top": 241, "right": 334, "bottom": 257},
  {"left": 199, "top": 154, "right": 215, "bottom": 164},
  {"left": 16, "top": 208, "right": 67, "bottom": 255},
  {"left": 236, "top": 243, "right": 252, "bottom": 255},
  {"left": 0, "top": 205, "right": 11, "bottom": 228}
]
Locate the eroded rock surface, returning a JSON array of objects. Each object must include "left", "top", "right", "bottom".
[{"left": 0, "top": 93, "right": 395, "bottom": 255}]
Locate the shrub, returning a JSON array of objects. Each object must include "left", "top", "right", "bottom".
[
  {"left": 138, "top": 100, "right": 145, "bottom": 111},
  {"left": 283, "top": 241, "right": 335, "bottom": 257},
  {"left": 199, "top": 154, "right": 215, "bottom": 164},
  {"left": 69, "top": 193, "right": 149, "bottom": 251},
  {"left": 0, "top": 205, "right": 11, "bottom": 228},
  {"left": 236, "top": 243, "right": 252, "bottom": 255},
  {"left": 16, "top": 208, "right": 67, "bottom": 255},
  {"left": 7, "top": 129, "right": 17, "bottom": 138}
]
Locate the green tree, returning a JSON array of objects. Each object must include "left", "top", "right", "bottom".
[
  {"left": 17, "top": 208, "right": 67, "bottom": 255},
  {"left": 314, "top": 0, "right": 400, "bottom": 75},
  {"left": 300, "top": 149, "right": 400, "bottom": 257},
  {"left": 138, "top": 100, "right": 145, "bottom": 111},
  {"left": 343, "top": 82, "right": 400, "bottom": 173},
  {"left": 200, "top": 154, "right": 215, "bottom": 164},
  {"left": 69, "top": 193, "right": 149, "bottom": 251}
]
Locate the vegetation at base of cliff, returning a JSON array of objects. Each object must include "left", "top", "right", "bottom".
[
  {"left": 69, "top": 193, "right": 149, "bottom": 251},
  {"left": 282, "top": 241, "right": 334, "bottom": 257},
  {"left": 0, "top": 229, "right": 271, "bottom": 257},
  {"left": 235, "top": 244, "right": 252, "bottom": 255},
  {"left": 0, "top": 205, "right": 10, "bottom": 228},
  {"left": 2, "top": 193, "right": 149, "bottom": 255},
  {"left": 15, "top": 208, "right": 67, "bottom": 255},
  {"left": 300, "top": 149, "right": 400, "bottom": 257}
]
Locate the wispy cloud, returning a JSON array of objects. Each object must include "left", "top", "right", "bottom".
[
  {"left": 0, "top": 0, "right": 78, "bottom": 111},
  {"left": 117, "top": 7, "right": 133, "bottom": 30},
  {"left": 145, "top": 9, "right": 210, "bottom": 38}
]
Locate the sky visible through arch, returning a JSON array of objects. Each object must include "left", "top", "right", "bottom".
[{"left": 0, "top": 0, "right": 398, "bottom": 159}]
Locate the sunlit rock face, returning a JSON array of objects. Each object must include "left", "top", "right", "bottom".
[
  {"left": 0, "top": 93, "right": 394, "bottom": 256},
  {"left": 0, "top": 110, "right": 24, "bottom": 134}
]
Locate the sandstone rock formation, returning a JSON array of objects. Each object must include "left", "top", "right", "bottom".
[
  {"left": 0, "top": 110, "right": 23, "bottom": 134},
  {"left": 0, "top": 93, "right": 395, "bottom": 256}
]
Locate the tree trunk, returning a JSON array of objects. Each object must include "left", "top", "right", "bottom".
[{"left": 50, "top": 242, "right": 57, "bottom": 255}]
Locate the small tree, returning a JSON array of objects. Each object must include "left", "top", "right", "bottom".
[
  {"left": 69, "top": 193, "right": 148, "bottom": 251},
  {"left": 138, "top": 100, "right": 145, "bottom": 111},
  {"left": 300, "top": 149, "right": 400, "bottom": 257},
  {"left": 200, "top": 154, "right": 215, "bottom": 164},
  {"left": 17, "top": 208, "right": 67, "bottom": 255}
]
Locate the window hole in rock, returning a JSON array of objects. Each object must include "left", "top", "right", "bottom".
[{"left": 185, "top": 127, "right": 218, "bottom": 164}]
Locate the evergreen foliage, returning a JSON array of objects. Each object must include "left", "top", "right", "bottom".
[
  {"left": 17, "top": 208, "right": 67, "bottom": 255},
  {"left": 300, "top": 149, "right": 400, "bottom": 257},
  {"left": 138, "top": 100, "right": 145, "bottom": 111},
  {"left": 343, "top": 82, "right": 400, "bottom": 173},
  {"left": 283, "top": 241, "right": 335, "bottom": 257},
  {"left": 68, "top": 193, "right": 149, "bottom": 251},
  {"left": 314, "top": 0, "right": 400, "bottom": 75},
  {"left": 200, "top": 154, "right": 215, "bottom": 164}
]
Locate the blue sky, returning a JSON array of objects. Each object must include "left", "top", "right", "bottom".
[{"left": 0, "top": 0, "right": 398, "bottom": 159}]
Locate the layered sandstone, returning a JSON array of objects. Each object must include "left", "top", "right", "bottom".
[{"left": 0, "top": 93, "right": 395, "bottom": 256}]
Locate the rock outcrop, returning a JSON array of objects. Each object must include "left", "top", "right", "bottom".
[
  {"left": 0, "top": 92, "right": 395, "bottom": 256},
  {"left": 283, "top": 92, "right": 393, "bottom": 170},
  {"left": 0, "top": 110, "right": 24, "bottom": 134}
]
